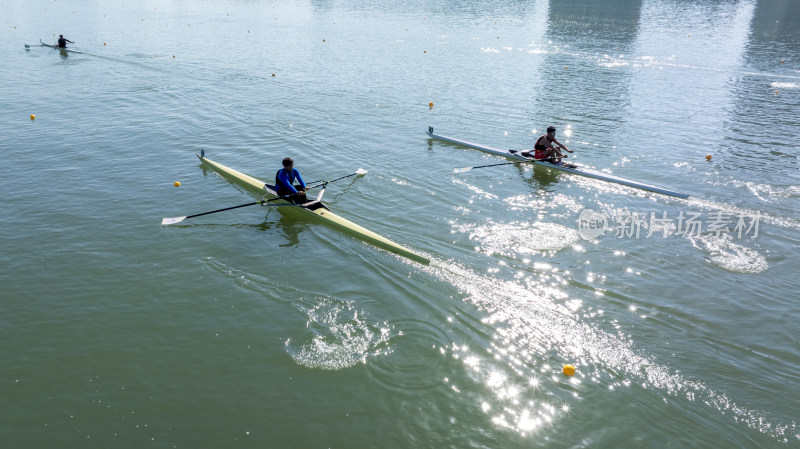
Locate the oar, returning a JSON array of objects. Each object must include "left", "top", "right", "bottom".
[
  {"left": 454, "top": 160, "right": 534, "bottom": 173},
  {"left": 279, "top": 168, "right": 368, "bottom": 191},
  {"left": 160, "top": 168, "right": 368, "bottom": 225},
  {"left": 161, "top": 201, "right": 261, "bottom": 225},
  {"left": 306, "top": 168, "right": 367, "bottom": 190}
]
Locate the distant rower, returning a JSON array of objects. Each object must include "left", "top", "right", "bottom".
[
  {"left": 57, "top": 34, "right": 74, "bottom": 48},
  {"left": 521, "top": 126, "right": 573, "bottom": 163},
  {"left": 275, "top": 157, "right": 307, "bottom": 203}
]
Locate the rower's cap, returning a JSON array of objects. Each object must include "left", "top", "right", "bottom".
[{"left": 547, "top": 126, "right": 556, "bottom": 134}]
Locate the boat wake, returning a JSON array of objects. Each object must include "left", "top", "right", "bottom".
[
  {"left": 422, "top": 259, "right": 797, "bottom": 442},
  {"left": 201, "top": 248, "right": 795, "bottom": 442}
]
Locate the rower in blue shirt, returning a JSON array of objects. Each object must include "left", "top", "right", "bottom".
[{"left": 275, "top": 157, "right": 307, "bottom": 203}]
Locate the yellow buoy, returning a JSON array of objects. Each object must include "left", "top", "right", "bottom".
[
  {"left": 429, "top": 102, "right": 434, "bottom": 107},
  {"left": 173, "top": 55, "right": 176, "bottom": 58},
  {"left": 564, "top": 66, "right": 568, "bottom": 70},
  {"left": 272, "top": 73, "right": 275, "bottom": 77},
  {"left": 174, "top": 181, "right": 181, "bottom": 187},
  {"left": 780, "top": 60, "right": 785, "bottom": 64},
  {"left": 104, "top": 42, "right": 107, "bottom": 45},
  {"left": 30, "top": 114, "right": 36, "bottom": 120},
  {"left": 563, "top": 364, "right": 576, "bottom": 376},
  {"left": 705, "top": 155, "right": 712, "bottom": 161}
]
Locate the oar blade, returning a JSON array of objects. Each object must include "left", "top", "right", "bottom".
[
  {"left": 161, "top": 216, "right": 187, "bottom": 225},
  {"left": 453, "top": 166, "right": 473, "bottom": 173},
  {"left": 315, "top": 186, "right": 326, "bottom": 202}
]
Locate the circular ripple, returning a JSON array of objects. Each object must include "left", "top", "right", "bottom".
[{"left": 366, "top": 318, "right": 452, "bottom": 391}]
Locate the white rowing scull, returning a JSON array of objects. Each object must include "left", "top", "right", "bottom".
[
  {"left": 427, "top": 126, "right": 689, "bottom": 199},
  {"left": 38, "top": 39, "right": 82, "bottom": 54}
]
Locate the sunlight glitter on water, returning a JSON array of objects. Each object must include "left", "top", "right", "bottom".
[
  {"left": 452, "top": 220, "right": 580, "bottom": 257},
  {"left": 427, "top": 259, "right": 798, "bottom": 440}
]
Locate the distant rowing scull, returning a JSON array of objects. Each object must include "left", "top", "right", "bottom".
[{"left": 38, "top": 39, "right": 82, "bottom": 54}]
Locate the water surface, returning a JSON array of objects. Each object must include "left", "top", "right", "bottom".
[{"left": 2, "top": 0, "right": 799, "bottom": 447}]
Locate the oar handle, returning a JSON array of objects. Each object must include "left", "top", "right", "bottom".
[{"left": 264, "top": 192, "right": 307, "bottom": 203}]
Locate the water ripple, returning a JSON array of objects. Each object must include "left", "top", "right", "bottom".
[
  {"left": 428, "top": 259, "right": 797, "bottom": 441},
  {"left": 367, "top": 318, "right": 450, "bottom": 391},
  {"left": 285, "top": 297, "right": 391, "bottom": 370}
]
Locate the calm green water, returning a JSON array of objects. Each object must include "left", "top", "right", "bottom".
[{"left": 2, "top": 0, "right": 799, "bottom": 447}]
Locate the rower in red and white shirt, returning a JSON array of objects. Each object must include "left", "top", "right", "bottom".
[{"left": 521, "top": 126, "right": 573, "bottom": 163}]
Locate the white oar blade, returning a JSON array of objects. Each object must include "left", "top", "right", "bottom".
[
  {"left": 161, "top": 216, "right": 187, "bottom": 225},
  {"left": 453, "top": 166, "right": 472, "bottom": 173},
  {"left": 356, "top": 168, "right": 368, "bottom": 176},
  {"left": 315, "top": 186, "right": 326, "bottom": 202}
]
